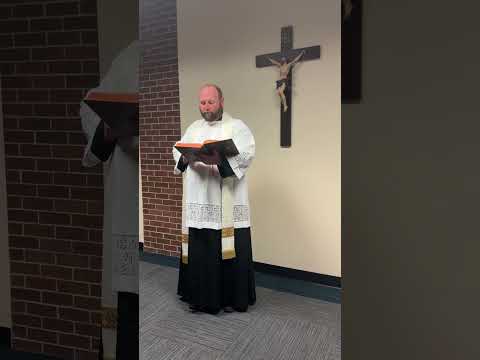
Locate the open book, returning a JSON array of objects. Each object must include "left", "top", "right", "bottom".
[
  {"left": 84, "top": 91, "right": 139, "bottom": 137},
  {"left": 174, "top": 139, "right": 239, "bottom": 159}
]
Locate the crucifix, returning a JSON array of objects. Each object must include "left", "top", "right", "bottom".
[{"left": 256, "top": 26, "right": 321, "bottom": 147}]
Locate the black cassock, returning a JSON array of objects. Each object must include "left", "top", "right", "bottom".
[{"left": 176, "top": 156, "right": 256, "bottom": 314}]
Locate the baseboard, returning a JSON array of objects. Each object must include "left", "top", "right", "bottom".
[
  {"left": 0, "top": 326, "right": 11, "bottom": 348},
  {"left": 141, "top": 251, "right": 178, "bottom": 268},
  {"left": 253, "top": 262, "right": 341, "bottom": 288},
  {"left": 140, "top": 251, "right": 341, "bottom": 303}
]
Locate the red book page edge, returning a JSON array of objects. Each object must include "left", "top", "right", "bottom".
[{"left": 85, "top": 92, "right": 138, "bottom": 103}]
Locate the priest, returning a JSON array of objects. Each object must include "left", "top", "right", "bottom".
[
  {"left": 173, "top": 84, "right": 256, "bottom": 314},
  {"left": 80, "top": 40, "right": 139, "bottom": 360}
]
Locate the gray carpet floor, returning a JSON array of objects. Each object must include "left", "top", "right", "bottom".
[{"left": 140, "top": 261, "right": 341, "bottom": 360}]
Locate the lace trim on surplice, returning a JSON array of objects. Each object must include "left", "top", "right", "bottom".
[{"left": 186, "top": 203, "right": 250, "bottom": 224}]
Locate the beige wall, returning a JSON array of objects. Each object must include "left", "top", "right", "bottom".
[
  {"left": 177, "top": 0, "right": 341, "bottom": 276},
  {"left": 97, "top": 0, "right": 138, "bottom": 77},
  {"left": 0, "top": 77, "right": 12, "bottom": 328}
]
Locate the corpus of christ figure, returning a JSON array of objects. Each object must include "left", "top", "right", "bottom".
[{"left": 268, "top": 50, "right": 305, "bottom": 112}]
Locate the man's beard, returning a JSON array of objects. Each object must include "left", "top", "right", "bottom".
[{"left": 200, "top": 107, "right": 223, "bottom": 122}]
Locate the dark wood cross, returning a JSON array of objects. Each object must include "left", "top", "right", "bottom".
[{"left": 256, "top": 26, "right": 320, "bottom": 147}]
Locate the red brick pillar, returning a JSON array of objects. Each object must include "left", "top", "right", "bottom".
[{"left": 140, "top": 0, "right": 182, "bottom": 257}]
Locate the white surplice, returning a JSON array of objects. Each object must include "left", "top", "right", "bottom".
[{"left": 172, "top": 112, "right": 255, "bottom": 231}]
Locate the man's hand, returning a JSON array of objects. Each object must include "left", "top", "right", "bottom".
[
  {"left": 104, "top": 113, "right": 138, "bottom": 141},
  {"left": 103, "top": 122, "right": 116, "bottom": 143},
  {"left": 198, "top": 150, "right": 221, "bottom": 165},
  {"left": 182, "top": 153, "right": 197, "bottom": 164},
  {"left": 117, "top": 136, "right": 139, "bottom": 158}
]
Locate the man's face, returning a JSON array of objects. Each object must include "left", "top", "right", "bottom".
[{"left": 199, "top": 86, "right": 224, "bottom": 122}]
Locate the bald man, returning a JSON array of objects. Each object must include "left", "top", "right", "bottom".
[{"left": 172, "top": 84, "right": 256, "bottom": 314}]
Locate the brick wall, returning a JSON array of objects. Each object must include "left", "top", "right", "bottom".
[
  {"left": 1, "top": 1, "right": 102, "bottom": 359},
  {"left": 140, "top": 0, "right": 182, "bottom": 257}
]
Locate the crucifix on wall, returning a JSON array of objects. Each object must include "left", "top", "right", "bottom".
[{"left": 256, "top": 25, "right": 320, "bottom": 147}]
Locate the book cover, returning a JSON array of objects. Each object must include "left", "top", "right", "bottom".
[
  {"left": 174, "top": 139, "right": 239, "bottom": 159},
  {"left": 84, "top": 91, "right": 139, "bottom": 137}
]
